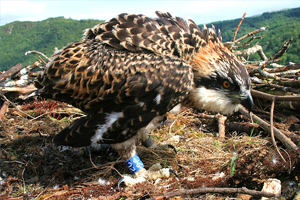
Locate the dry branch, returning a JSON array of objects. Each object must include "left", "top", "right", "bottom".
[
  {"left": 226, "top": 122, "right": 262, "bottom": 135},
  {"left": 235, "top": 45, "right": 268, "bottom": 61},
  {"left": 0, "top": 63, "right": 23, "bottom": 83},
  {"left": 0, "top": 100, "right": 10, "bottom": 120},
  {"left": 264, "top": 62, "right": 300, "bottom": 73},
  {"left": 151, "top": 187, "right": 277, "bottom": 199},
  {"left": 0, "top": 84, "right": 37, "bottom": 95},
  {"left": 234, "top": 26, "right": 269, "bottom": 44},
  {"left": 251, "top": 89, "right": 300, "bottom": 101},
  {"left": 218, "top": 115, "right": 227, "bottom": 141},
  {"left": 270, "top": 39, "right": 293, "bottom": 60},
  {"left": 239, "top": 107, "right": 298, "bottom": 150},
  {"left": 25, "top": 50, "right": 50, "bottom": 61},
  {"left": 232, "top": 12, "right": 247, "bottom": 42}
]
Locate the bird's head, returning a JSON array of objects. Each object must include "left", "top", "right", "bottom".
[{"left": 187, "top": 41, "right": 253, "bottom": 115}]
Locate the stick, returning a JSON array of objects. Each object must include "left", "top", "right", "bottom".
[
  {"left": 151, "top": 187, "right": 276, "bottom": 199},
  {"left": 0, "top": 100, "right": 10, "bottom": 119},
  {"left": 218, "top": 115, "right": 227, "bottom": 141},
  {"left": 234, "top": 26, "right": 269, "bottom": 44},
  {"left": 0, "top": 63, "right": 23, "bottom": 83},
  {"left": 251, "top": 89, "right": 300, "bottom": 101},
  {"left": 232, "top": 12, "right": 247, "bottom": 42},
  {"left": 25, "top": 50, "right": 50, "bottom": 61},
  {"left": 239, "top": 107, "right": 298, "bottom": 150},
  {"left": 0, "top": 92, "right": 35, "bottom": 119},
  {"left": 270, "top": 97, "right": 286, "bottom": 162},
  {"left": 270, "top": 39, "right": 293, "bottom": 60}
]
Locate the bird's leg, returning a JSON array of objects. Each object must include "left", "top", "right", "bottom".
[
  {"left": 115, "top": 143, "right": 171, "bottom": 188},
  {"left": 141, "top": 104, "right": 182, "bottom": 150},
  {"left": 141, "top": 131, "right": 177, "bottom": 153}
]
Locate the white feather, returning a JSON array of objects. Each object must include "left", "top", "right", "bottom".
[{"left": 90, "top": 112, "right": 122, "bottom": 144}]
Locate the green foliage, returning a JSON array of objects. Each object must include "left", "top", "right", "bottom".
[
  {"left": 0, "top": 17, "right": 104, "bottom": 71},
  {"left": 230, "top": 154, "right": 238, "bottom": 176},
  {"left": 0, "top": 7, "right": 299, "bottom": 71},
  {"left": 208, "top": 7, "right": 300, "bottom": 65}
]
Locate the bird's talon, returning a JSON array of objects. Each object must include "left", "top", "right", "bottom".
[
  {"left": 169, "top": 169, "right": 178, "bottom": 177},
  {"left": 117, "top": 176, "right": 125, "bottom": 191},
  {"left": 167, "top": 144, "right": 177, "bottom": 154}
]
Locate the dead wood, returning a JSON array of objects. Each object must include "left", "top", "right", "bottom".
[
  {"left": 239, "top": 107, "right": 298, "bottom": 151},
  {"left": 25, "top": 50, "right": 50, "bottom": 61},
  {"left": 226, "top": 122, "right": 262, "bottom": 135},
  {"left": 277, "top": 80, "right": 300, "bottom": 88},
  {"left": 151, "top": 187, "right": 276, "bottom": 199},
  {"left": 253, "top": 83, "right": 300, "bottom": 94},
  {"left": 264, "top": 62, "right": 300, "bottom": 73},
  {"left": 251, "top": 89, "right": 300, "bottom": 101},
  {"left": 270, "top": 39, "right": 293, "bottom": 60},
  {"left": 218, "top": 115, "right": 227, "bottom": 141},
  {"left": 0, "top": 63, "right": 23, "bottom": 83},
  {"left": 0, "top": 100, "right": 10, "bottom": 120},
  {"left": 0, "top": 84, "right": 37, "bottom": 95},
  {"left": 234, "top": 44, "right": 268, "bottom": 61},
  {"left": 232, "top": 12, "right": 247, "bottom": 42}
]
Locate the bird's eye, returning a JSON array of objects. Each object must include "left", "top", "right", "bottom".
[{"left": 223, "top": 81, "right": 231, "bottom": 89}]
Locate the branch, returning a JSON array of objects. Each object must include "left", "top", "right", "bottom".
[
  {"left": 270, "top": 97, "right": 286, "bottom": 162},
  {"left": 151, "top": 187, "right": 277, "bottom": 199},
  {"left": 235, "top": 45, "right": 268, "bottom": 61},
  {"left": 25, "top": 50, "right": 50, "bottom": 61},
  {"left": 232, "top": 12, "right": 247, "bottom": 42},
  {"left": 239, "top": 107, "right": 298, "bottom": 150},
  {"left": 264, "top": 62, "right": 300, "bottom": 73},
  {"left": 0, "top": 101, "right": 10, "bottom": 120},
  {"left": 251, "top": 89, "right": 300, "bottom": 101},
  {"left": 270, "top": 38, "right": 293, "bottom": 60},
  {"left": 0, "top": 63, "right": 23, "bottom": 83},
  {"left": 234, "top": 26, "right": 269, "bottom": 44}
]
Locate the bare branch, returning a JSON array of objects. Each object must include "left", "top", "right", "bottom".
[
  {"left": 0, "top": 63, "right": 23, "bottom": 83},
  {"left": 239, "top": 107, "right": 298, "bottom": 150},
  {"left": 151, "top": 187, "right": 277, "bottom": 199},
  {"left": 25, "top": 50, "right": 50, "bottom": 61},
  {"left": 270, "top": 38, "right": 293, "bottom": 60},
  {"left": 234, "top": 26, "right": 269, "bottom": 44},
  {"left": 232, "top": 12, "right": 247, "bottom": 42}
]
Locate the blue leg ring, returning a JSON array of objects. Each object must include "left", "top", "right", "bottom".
[{"left": 125, "top": 154, "right": 144, "bottom": 173}]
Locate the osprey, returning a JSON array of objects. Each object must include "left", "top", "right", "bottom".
[{"left": 35, "top": 11, "right": 253, "bottom": 185}]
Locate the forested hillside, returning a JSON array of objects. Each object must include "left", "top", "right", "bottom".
[
  {"left": 0, "top": 17, "right": 103, "bottom": 71},
  {"left": 0, "top": 7, "right": 299, "bottom": 71},
  {"left": 209, "top": 7, "right": 300, "bottom": 65}
]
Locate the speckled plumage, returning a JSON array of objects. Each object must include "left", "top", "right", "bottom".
[{"left": 35, "top": 11, "right": 253, "bottom": 159}]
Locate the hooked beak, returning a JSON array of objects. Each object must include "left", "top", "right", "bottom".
[{"left": 240, "top": 92, "right": 254, "bottom": 112}]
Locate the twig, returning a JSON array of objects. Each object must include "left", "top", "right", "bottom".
[
  {"left": 0, "top": 100, "right": 10, "bottom": 120},
  {"left": 75, "top": 160, "right": 124, "bottom": 173},
  {"left": 232, "top": 12, "right": 247, "bottom": 42},
  {"left": 264, "top": 62, "right": 300, "bottom": 73},
  {"left": 0, "top": 92, "right": 35, "bottom": 119},
  {"left": 151, "top": 187, "right": 277, "bottom": 199},
  {"left": 88, "top": 148, "right": 97, "bottom": 168},
  {"left": 25, "top": 50, "right": 50, "bottom": 61},
  {"left": 251, "top": 89, "right": 300, "bottom": 101},
  {"left": 270, "top": 38, "right": 293, "bottom": 60},
  {"left": 235, "top": 45, "right": 266, "bottom": 60},
  {"left": 239, "top": 107, "right": 298, "bottom": 150},
  {"left": 218, "top": 115, "right": 227, "bottom": 141},
  {"left": 234, "top": 26, "right": 269, "bottom": 44},
  {"left": 0, "top": 63, "right": 23, "bottom": 83},
  {"left": 270, "top": 97, "right": 286, "bottom": 162},
  {"left": 253, "top": 83, "right": 300, "bottom": 94}
]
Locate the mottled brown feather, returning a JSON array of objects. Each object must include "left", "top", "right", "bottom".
[{"left": 35, "top": 11, "right": 248, "bottom": 147}]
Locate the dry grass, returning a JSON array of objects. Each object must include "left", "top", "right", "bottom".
[{"left": 0, "top": 100, "right": 299, "bottom": 199}]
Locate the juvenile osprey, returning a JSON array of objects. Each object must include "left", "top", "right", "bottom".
[{"left": 35, "top": 11, "right": 253, "bottom": 185}]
